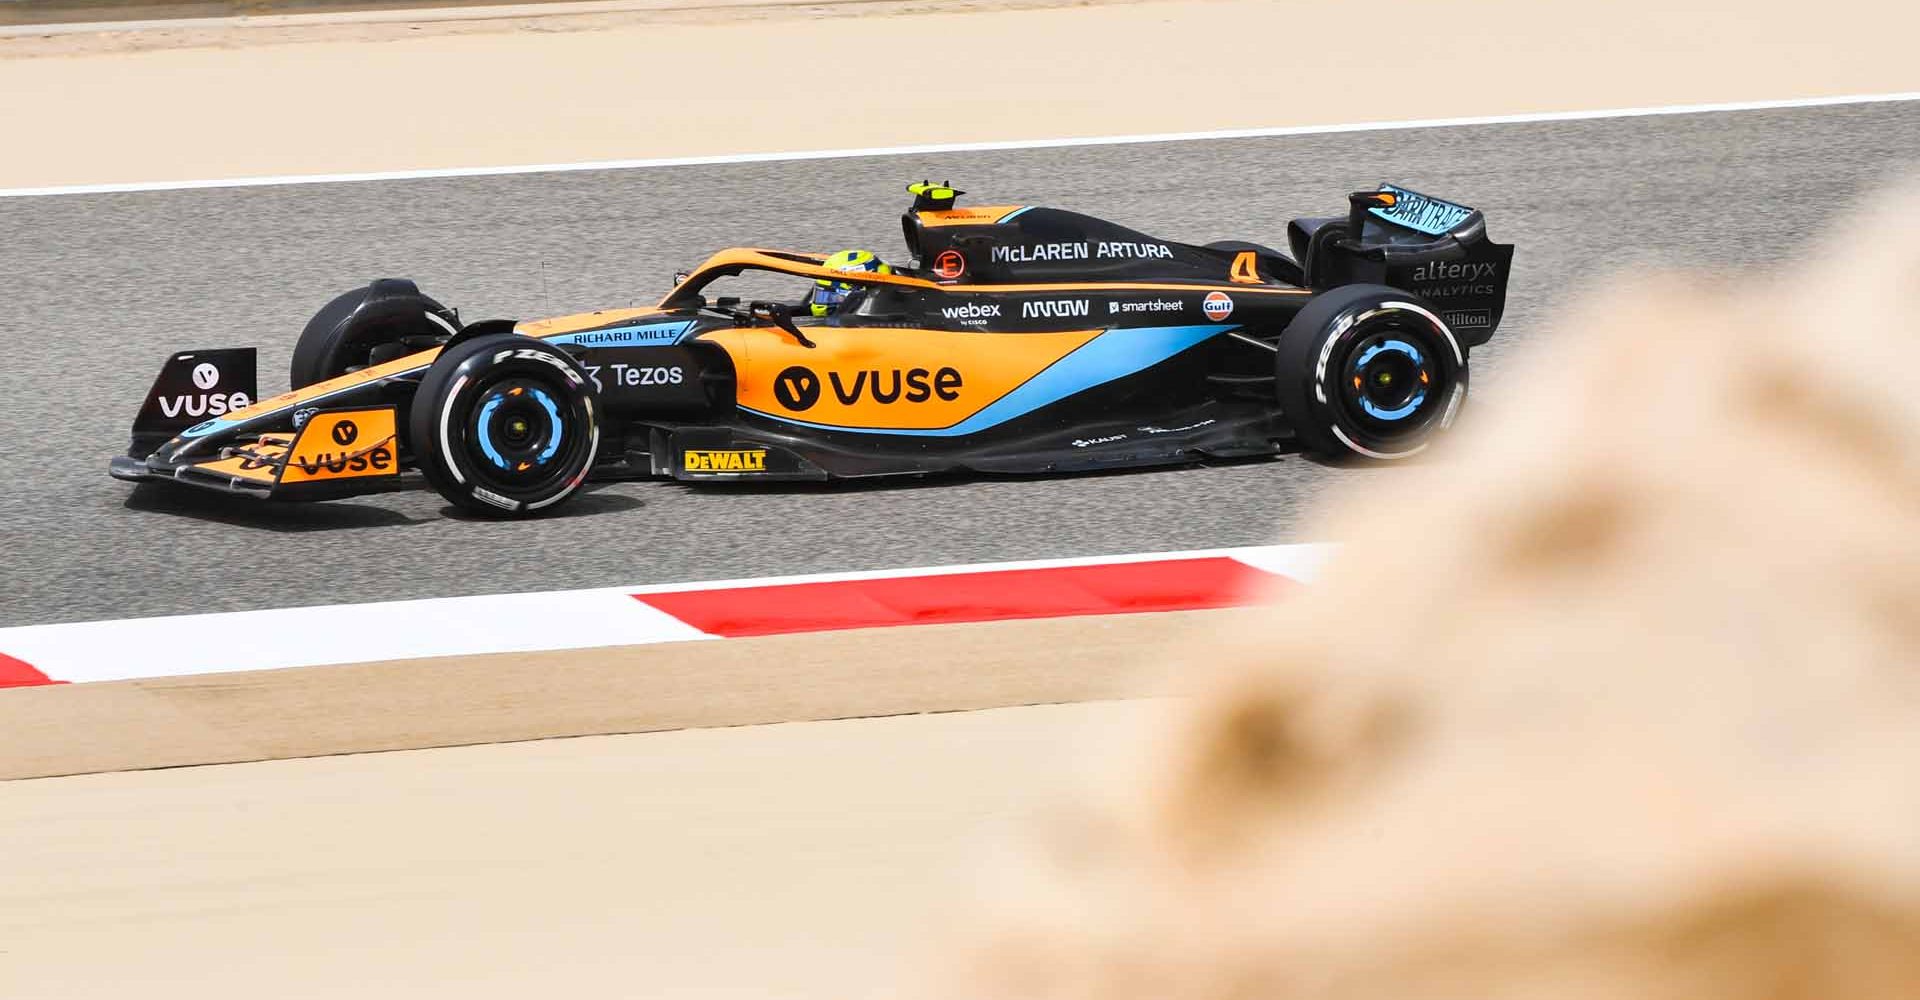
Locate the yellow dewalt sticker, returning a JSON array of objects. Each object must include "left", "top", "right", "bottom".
[
  {"left": 684, "top": 449, "right": 767, "bottom": 473},
  {"left": 281, "top": 407, "right": 400, "bottom": 484}
]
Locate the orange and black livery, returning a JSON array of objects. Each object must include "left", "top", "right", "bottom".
[{"left": 111, "top": 182, "right": 1513, "bottom": 518}]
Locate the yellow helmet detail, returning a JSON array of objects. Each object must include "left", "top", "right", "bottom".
[
  {"left": 810, "top": 249, "right": 892, "bottom": 317},
  {"left": 908, "top": 180, "right": 964, "bottom": 210}
]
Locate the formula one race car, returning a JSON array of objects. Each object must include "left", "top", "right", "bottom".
[{"left": 111, "top": 182, "right": 1513, "bottom": 517}]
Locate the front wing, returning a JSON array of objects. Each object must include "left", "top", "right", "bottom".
[{"left": 110, "top": 406, "right": 405, "bottom": 500}]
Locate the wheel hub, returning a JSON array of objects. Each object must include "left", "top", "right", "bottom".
[
  {"left": 1344, "top": 335, "right": 1433, "bottom": 426},
  {"left": 472, "top": 381, "right": 566, "bottom": 478}
]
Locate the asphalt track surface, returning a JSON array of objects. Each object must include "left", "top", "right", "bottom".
[{"left": 3, "top": 101, "right": 1916, "bottom": 626}]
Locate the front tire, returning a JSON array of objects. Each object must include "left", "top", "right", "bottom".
[
  {"left": 408, "top": 333, "right": 601, "bottom": 517},
  {"left": 291, "top": 279, "right": 458, "bottom": 389},
  {"left": 1274, "top": 284, "right": 1467, "bottom": 461}
]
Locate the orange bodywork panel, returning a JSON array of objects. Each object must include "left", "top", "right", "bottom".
[
  {"left": 914, "top": 205, "right": 1027, "bottom": 228},
  {"left": 175, "top": 409, "right": 399, "bottom": 490},
  {"left": 280, "top": 407, "right": 400, "bottom": 484},
  {"left": 518, "top": 307, "right": 669, "bottom": 338},
  {"left": 230, "top": 350, "right": 439, "bottom": 425},
  {"left": 695, "top": 325, "right": 1102, "bottom": 431}
]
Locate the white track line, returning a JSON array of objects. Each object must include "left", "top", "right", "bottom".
[
  {"left": 0, "top": 544, "right": 1329, "bottom": 683},
  {"left": 0, "top": 0, "right": 821, "bottom": 36},
  {"left": 3, "top": 92, "right": 1915, "bottom": 200}
]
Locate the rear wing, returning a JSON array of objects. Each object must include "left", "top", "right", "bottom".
[
  {"left": 1289, "top": 185, "right": 1515, "bottom": 346},
  {"left": 1361, "top": 184, "right": 1478, "bottom": 238}
]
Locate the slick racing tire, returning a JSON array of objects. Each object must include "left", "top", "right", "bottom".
[
  {"left": 409, "top": 333, "right": 601, "bottom": 517},
  {"left": 1274, "top": 284, "right": 1467, "bottom": 461},
  {"left": 291, "top": 279, "right": 459, "bottom": 389}
]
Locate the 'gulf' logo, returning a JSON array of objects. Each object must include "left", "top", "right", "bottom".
[{"left": 1203, "top": 292, "right": 1234, "bottom": 322}]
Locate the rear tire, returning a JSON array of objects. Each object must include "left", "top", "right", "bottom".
[
  {"left": 1275, "top": 284, "right": 1467, "bottom": 460},
  {"left": 291, "top": 279, "right": 458, "bottom": 389},
  {"left": 408, "top": 333, "right": 602, "bottom": 517}
]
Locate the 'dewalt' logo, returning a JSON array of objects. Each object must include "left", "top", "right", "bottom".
[
  {"left": 684, "top": 449, "right": 768, "bottom": 473},
  {"left": 281, "top": 408, "right": 399, "bottom": 484}
]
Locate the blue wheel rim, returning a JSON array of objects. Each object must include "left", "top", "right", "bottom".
[
  {"left": 471, "top": 381, "right": 569, "bottom": 479},
  {"left": 1351, "top": 339, "right": 1429, "bottom": 421},
  {"left": 1340, "top": 330, "right": 1440, "bottom": 436}
]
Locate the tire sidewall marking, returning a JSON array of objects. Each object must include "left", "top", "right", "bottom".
[
  {"left": 434, "top": 343, "right": 599, "bottom": 510},
  {"left": 1314, "top": 301, "right": 1462, "bottom": 458}
]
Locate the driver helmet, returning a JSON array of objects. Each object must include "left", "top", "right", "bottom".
[{"left": 810, "top": 249, "right": 892, "bottom": 317}]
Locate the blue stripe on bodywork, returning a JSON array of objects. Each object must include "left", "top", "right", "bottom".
[
  {"left": 744, "top": 324, "right": 1228, "bottom": 437},
  {"left": 544, "top": 320, "right": 695, "bottom": 347}
]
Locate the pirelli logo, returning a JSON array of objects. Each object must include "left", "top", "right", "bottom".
[{"left": 684, "top": 449, "right": 768, "bottom": 473}]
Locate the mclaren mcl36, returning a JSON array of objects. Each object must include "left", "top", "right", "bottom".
[{"left": 111, "top": 182, "right": 1514, "bottom": 517}]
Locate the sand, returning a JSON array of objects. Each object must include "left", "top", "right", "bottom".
[
  {"left": 2, "top": 0, "right": 1916, "bottom": 190},
  {"left": 0, "top": 698, "right": 1173, "bottom": 1000},
  {"left": 0, "top": 608, "right": 1243, "bottom": 779}
]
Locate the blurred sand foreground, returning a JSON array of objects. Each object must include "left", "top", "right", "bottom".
[
  {"left": 1, "top": 0, "right": 1917, "bottom": 189},
  {"left": 942, "top": 185, "right": 1920, "bottom": 999}
]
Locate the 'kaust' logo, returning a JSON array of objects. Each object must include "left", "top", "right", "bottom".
[{"left": 772, "top": 365, "right": 964, "bottom": 411}]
